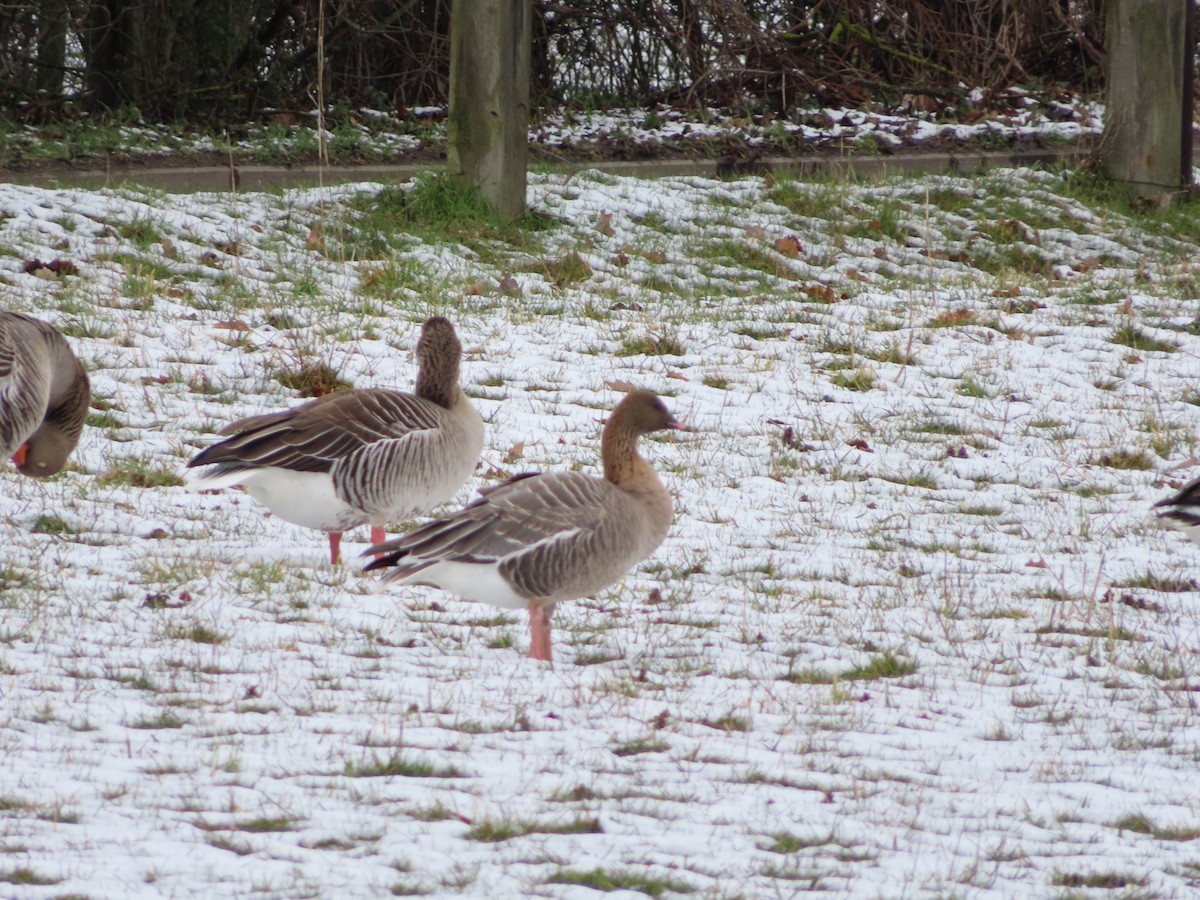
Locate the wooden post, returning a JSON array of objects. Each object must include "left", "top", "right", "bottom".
[
  {"left": 1183, "top": 0, "right": 1196, "bottom": 190},
  {"left": 447, "top": 0, "right": 531, "bottom": 220},
  {"left": 1100, "top": 0, "right": 1187, "bottom": 206}
]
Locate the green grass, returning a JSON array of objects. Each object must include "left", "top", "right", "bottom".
[
  {"left": 0, "top": 868, "right": 61, "bottom": 886},
  {"left": 344, "top": 754, "right": 466, "bottom": 778},
  {"left": 545, "top": 868, "right": 695, "bottom": 896},
  {"left": 1109, "top": 324, "right": 1179, "bottom": 353},
  {"left": 783, "top": 651, "right": 916, "bottom": 685},
  {"left": 333, "top": 173, "right": 554, "bottom": 260},
  {"left": 98, "top": 457, "right": 185, "bottom": 488},
  {"left": 466, "top": 816, "right": 602, "bottom": 842},
  {"left": 617, "top": 333, "right": 685, "bottom": 357}
]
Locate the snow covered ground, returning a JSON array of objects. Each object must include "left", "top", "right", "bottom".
[{"left": 1, "top": 164, "right": 1199, "bottom": 898}]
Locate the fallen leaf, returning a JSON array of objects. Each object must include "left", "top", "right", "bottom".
[
  {"left": 503, "top": 442, "right": 525, "bottom": 464},
  {"left": 214, "top": 319, "right": 250, "bottom": 331},
  {"left": 306, "top": 224, "right": 324, "bottom": 251},
  {"left": 773, "top": 235, "right": 803, "bottom": 257},
  {"left": 1025, "top": 559, "right": 1048, "bottom": 569},
  {"left": 666, "top": 370, "right": 689, "bottom": 381},
  {"left": 846, "top": 438, "right": 872, "bottom": 452},
  {"left": 798, "top": 283, "right": 838, "bottom": 303},
  {"left": 596, "top": 211, "right": 614, "bottom": 237},
  {"left": 604, "top": 379, "right": 636, "bottom": 393}
]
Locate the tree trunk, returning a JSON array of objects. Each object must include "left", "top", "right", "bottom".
[
  {"left": 1100, "top": 0, "right": 1187, "bottom": 206},
  {"left": 447, "top": 0, "right": 531, "bottom": 220},
  {"left": 35, "top": 0, "right": 69, "bottom": 97}
]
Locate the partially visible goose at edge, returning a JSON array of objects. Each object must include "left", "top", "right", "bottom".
[
  {"left": 0, "top": 311, "right": 90, "bottom": 477},
  {"left": 1153, "top": 472, "right": 1200, "bottom": 548},
  {"left": 364, "top": 390, "right": 683, "bottom": 662},
  {"left": 187, "top": 316, "right": 484, "bottom": 564}
]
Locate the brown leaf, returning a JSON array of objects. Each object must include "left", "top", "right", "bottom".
[
  {"left": 498, "top": 275, "right": 521, "bottom": 296},
  {"left": 596, "top": 211, "right": 614, "bottom": 237},
  {"left": 666, "top": 370, "right": 689, "bottom": 381},
  {"left": 797, "top": 283, "right": 838, "bottom": 303},
  {"left": 846, "top": 438, "right": 872, "bottom": 452},
  {"left": 1025, "top": 559, "right": 1048, "bottom": 569},
  {"left": 773, "top": 235, "right": 803, "bottom": 257},
  {"left": 604, "top": 379, "right": 636, "bottom": 393},
  {"left": 214, "top": 319, "right": 250, "bottom": 331},
  {"left": 744, "top": 225, "right": 766, "bottom": 240},
  {"left": 305, "top": 224, "right": 325, "bottom": 251},
  {"left": 503, "top": 442, "right": 525, "bottom": 464}
]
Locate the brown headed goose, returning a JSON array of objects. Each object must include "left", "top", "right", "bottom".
[
  {"left": 363, "top": 390, "right": 682, "bottom": 661},
  {"left": 0, "top": 311, "right": 90, "bottom": 477},
  {"left": 1154, "top": 476, "right": 1200, "bottom": 547},
  {"left": 187, "top": 316, "right": 484, "bottom": 564}
]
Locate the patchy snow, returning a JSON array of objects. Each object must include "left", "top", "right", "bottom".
[
  {"left": 534, "top": 99, "right": 1102, "bottom": 151},
  {"left": 1, "top": 166, "right": 1199, "bottom": 898},
  {"left": 2, "top": 92, "right": 1104, "bottom": 169}
]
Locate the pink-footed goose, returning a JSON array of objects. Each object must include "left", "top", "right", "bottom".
[
  {"left": 364, "top": 390, "right": 682, "bottom": 661},
  {"left": 1154, "top": 476, "right": 1200, "bottom": 547},
  {"left": 187, "top": 316, "right": 484, "bottom": 564},
  {"left": 0, "top": 311, "right": 90, "bottom": 477}
]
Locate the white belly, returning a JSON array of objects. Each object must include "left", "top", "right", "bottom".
[
  {"left": 240, "top": 468, "right": 364, "bottom": 532},
  {"left": 390, "top": 560, "right": 528, "bottom": 609}
]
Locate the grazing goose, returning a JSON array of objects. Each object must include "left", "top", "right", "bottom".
[
  {"left": 187, "top": 316, "right": 484, "bottom": 564},
  {"left": 0, "top": 311, "right": 90, "bottom": 477},
  {"left": 1154, "top": 475, "right": 1200, "bottom": 547},
  {"left": 364, "top": 390, "right": 682, "bottom": 661}
]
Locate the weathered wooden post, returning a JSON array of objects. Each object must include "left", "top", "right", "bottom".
[
  {"left": 1100, "top": 0, "right": 1188, "bottom": 206},
  {"left": 447, "top": 0, "right": 532, "bottom": 220}
]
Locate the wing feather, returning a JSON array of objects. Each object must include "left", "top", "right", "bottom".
[
  {"left": 370, "top": 471, "right": 613, "bottom": 569},
  {"left": 188, "top": 388, "right": 443, "bottom": 474}
]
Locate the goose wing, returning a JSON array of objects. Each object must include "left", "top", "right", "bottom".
[{"left": 188, "top": 388, "right": 444, "bottom": 474}]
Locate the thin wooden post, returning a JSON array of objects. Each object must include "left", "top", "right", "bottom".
[
  {"left": 1183, "top": 0, "right": 1196, "bottom": 190},
  {"left": 1100, "top": 0, "right": 1188, "bottom": 206},
  {"left": 447, "top": 0, "right": 531, "bottom": 220}
]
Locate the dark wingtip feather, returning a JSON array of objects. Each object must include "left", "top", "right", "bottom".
[
  {"left": 362, "top": 549, "right": 408, "bottom": 571},
  {"left": 1157, "top": 508, "right": 1200, "bottom": 529}
]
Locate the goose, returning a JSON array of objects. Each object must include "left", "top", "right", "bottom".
[
  {"left": 1154, "top": 475, "right": 1200, "bottom": 547},
  {"left": 0, "top": 311, "right": 90, "bottom": 477},
  {"left": 363, "top": 390, "right": 682, "bottom": 661},
  {"left": 187, "top": 316, "right": 484, "bottom": 564}
]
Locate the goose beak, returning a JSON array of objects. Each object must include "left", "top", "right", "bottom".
[{"left": 11, "top": 444, "right": 28, "bottom": 466}]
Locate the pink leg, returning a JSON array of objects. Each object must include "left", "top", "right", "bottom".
[
  {"left": 328, "top": 531, "right": 343, "bottom": 565},
  {"left": 528, "top": 604, "right": 553, "bottom": 662},
  {"left": 370, "top": 525, "right": 386, "bottom": 559}
]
